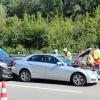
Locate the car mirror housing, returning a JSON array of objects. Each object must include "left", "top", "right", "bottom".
[{"left": 57, "top": 62, "right": 62, "bottom": 66}]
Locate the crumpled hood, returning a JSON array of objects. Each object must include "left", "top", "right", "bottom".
[{"left": 0, "top": 57, "right": 16, "bottom": 63}]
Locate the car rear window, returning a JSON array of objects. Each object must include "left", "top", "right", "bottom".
[{"left": 0, "top": 49, "right": 10, "bottom": 58}]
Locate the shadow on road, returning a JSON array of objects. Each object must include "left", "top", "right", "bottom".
[{"left": 31, "top": 79, "right": 71, "bottom": 86}]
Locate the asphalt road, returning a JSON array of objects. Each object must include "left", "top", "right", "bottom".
[{"left": 0, "top": 79, "right": 100, "bottom": 100}]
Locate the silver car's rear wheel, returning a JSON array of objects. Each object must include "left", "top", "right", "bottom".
[
  {"left": 71, "top": 73, "right": 86, "bottom": 86},
  {"left": 19, "top": 69, "right": 31, "bottom": 82}
]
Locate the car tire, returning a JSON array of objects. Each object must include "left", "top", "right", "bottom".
[
  {"left": 19, "top": 69, "right": 31, "bottom": 82},
  {"left": 71, "top": 73, "right": 86, "bottom": 86}
]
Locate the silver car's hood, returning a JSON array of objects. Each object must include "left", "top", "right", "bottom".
[{"left": 66, "top": 62, "right": 97, "bottom": 74}]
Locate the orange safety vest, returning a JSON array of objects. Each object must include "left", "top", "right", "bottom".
[{"left": 95, "top": 59, "right": 100, "bottom": 64}]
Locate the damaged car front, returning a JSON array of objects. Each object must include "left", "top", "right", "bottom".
[
  {"left": 72, "top": 48, "right": 100, "bottom": 80},
  {"left": 0, "top": 61, "right": 13, "bottom": 80}
]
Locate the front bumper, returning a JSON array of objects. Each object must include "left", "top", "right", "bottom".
[
  {"left": 1, "top": 68, "right": 13, "bottom": 79},
  {"left": 95, "top": 70, "right": 100, "bottom": 80},
  {"left": 87, "top": 74, "right": 98, "bottom": 84}
]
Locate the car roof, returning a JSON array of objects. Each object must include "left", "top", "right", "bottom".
[
  {"left": 27, "top": 53, "right": 61, "bottom": 57},
  {"left": 22, "top": 53, "right": 62, "bottom": 60},
  {"left": 0, "top": 48, "right": 5, "bottom": 51}
]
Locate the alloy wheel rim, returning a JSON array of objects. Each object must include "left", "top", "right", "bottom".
[
  {"left": 73, "top": 74, "right": 85, "bottom": 86},
  {"left": 21, "top": 71, "right": 30, "bottom": 81}
]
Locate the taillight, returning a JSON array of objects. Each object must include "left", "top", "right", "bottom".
[{"left": 11, "top": 61, "right": 16, "bottom": 67}]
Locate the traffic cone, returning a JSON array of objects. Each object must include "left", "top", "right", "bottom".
[{"left": 0, "top": 82, "right": 7, "bottom": 100}]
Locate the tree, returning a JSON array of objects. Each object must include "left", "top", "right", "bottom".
[{"left": 0, "top": 4, "right": 6, "bottom": 46}]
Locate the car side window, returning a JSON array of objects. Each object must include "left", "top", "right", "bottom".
[
  {"left": 28, "top": 55, "right": 44, "bottom": 62},
  {"left": 45, "top": 56, "right": 59, "bottom": 64}
]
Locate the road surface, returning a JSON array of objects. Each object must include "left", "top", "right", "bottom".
[{"left": 0, "top": 79, "right": 100, "bottom": 100}]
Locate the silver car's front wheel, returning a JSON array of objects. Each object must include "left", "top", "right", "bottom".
[
  {"left": 19, "top": 69, "right": 31, "bottom": 82},
  {"left": 71, "top": 73, "right": 86, "bottom": 86}
]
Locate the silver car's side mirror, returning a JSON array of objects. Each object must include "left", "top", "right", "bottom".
[{"left": 57, "top": 62, "right": 62, "bottom": 66}]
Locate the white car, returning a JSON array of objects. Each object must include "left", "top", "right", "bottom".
[{"left": 12, "top": 54, "right": 98, "bottom": 86}]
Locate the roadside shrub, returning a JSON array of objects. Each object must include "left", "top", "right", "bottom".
[{"left": 41, "top": 47, "right": 52, "bottom": 53}]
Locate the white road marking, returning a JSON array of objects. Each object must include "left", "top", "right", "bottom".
[{"left": 6, "top": 83, "right": 82, "bottom": 94}]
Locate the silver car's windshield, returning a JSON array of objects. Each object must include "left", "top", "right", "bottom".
[{"left": 57, "top": 56, "right": 70, "bottom": 63}]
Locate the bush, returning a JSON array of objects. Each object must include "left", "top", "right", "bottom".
[{"left": 41, "top": 47, "right": 52, "bottom": 53}]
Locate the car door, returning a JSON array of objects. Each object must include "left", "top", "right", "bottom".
[
  {"left": 27, "top": 55, "right": 47, "bottom": 78},
  {"left": 44, "top": 55, "right": 67, "bottom": 81}
]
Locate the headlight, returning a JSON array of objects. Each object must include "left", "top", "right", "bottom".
[{"left": 0, "top": 62, "right": 7, "bottom": 68}]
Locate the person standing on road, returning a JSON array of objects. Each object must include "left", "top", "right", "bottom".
[
  {"left": 63, "top": 48, "right": 72, "bottom": 61},
  {"left": 86, "top": 49, "right": 95, "bottom": 69},
  {"left": 77, "top": 48, "right": 84, "bottom": 56},
  {"left": 53, "top": 49, "right": 58, "bottom": 54},
  {"left": 92, "top": 45, "right": 100, "bottom": 70}
]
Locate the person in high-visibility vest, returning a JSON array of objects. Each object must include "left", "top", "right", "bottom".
[
  {"left": 53, "top": 49, "right": 58, "bottom": 54},
  {"left": 92, "top": 45, "right": 100, "bottom": 69},
  {"left": 86, "top": 49, "right": 95, "bottom": 69},
  {"left": 63, "top": 48, "right": 72, "bottom": 61}
]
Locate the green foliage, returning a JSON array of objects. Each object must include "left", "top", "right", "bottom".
[
  {"left": 0, "top": 4, "right": 6, "bottom": 46},
  {"left": 3, "top": 15, "right": 22, "bottom": 47},
  {"left": 0, "top": 0, "right": 100, "bottom": 54},
  {"left": 41, "top": 47, "right": 52, "bottom": 53}
]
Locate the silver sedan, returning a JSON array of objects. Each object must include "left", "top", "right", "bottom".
[{"left": 12, "top": 54, "right": 98, "bottom": 86}]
